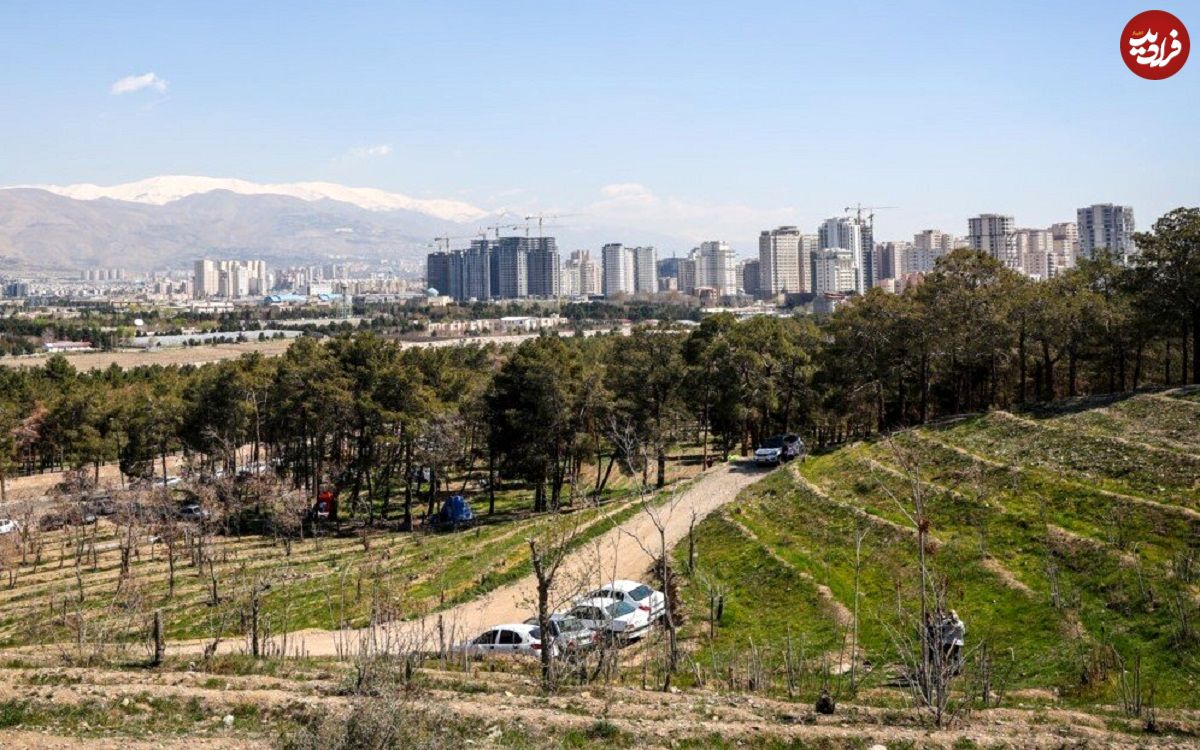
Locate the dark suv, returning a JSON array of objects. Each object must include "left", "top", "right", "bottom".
[{"left": 754, "top": 434, "right": 805, "bottom": 465}]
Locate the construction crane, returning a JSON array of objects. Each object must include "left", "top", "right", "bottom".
[
  {"left": 432, "top": 232, "right": 483, "bottom": 251},
  {"left": 843, "top": 204, "right": 896, "bottom": 232},
  {"left": 485, "top": 223, "right": 524, "bottom": 240},
  {"left": 523, "top": 213, "right": 582, "bottom": 237}
]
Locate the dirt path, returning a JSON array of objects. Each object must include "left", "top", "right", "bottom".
[{"left": 170, "top": 460, "right": 769, "bottom": 657}]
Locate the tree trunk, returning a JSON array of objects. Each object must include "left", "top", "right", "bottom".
[
  {"left": 1193, "top": 307, "right": 1200, "bottom": 385},
  {"left": 1018, "top": 323, "right": 1027, "bottom": 404}
]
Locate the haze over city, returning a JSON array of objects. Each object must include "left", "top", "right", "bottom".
[{"left": 2, "top": 1, "right": 1196, "bottom": 246}]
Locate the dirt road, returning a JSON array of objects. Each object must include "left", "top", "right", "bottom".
[{"left": 172, "top": 460, "right": 768, "bottom": 657}]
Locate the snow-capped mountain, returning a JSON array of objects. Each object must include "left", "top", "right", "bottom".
[
  {"left": 13, "top": 175, "right": 488, "bottom": 223},
  {"left": 0, "top": 176, "right": 693, "bottom": 272}
]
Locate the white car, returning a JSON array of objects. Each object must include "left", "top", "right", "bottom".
[
  {"left": 0, "top": 519, "right": 20, "bottom": 535},
  {"left": 581, "top": 580, "right": 666, "bottom": 621},
  {"left": 566, "top": 597, "right": 651, "bottom": 641},
  {"left": 454, "top": 623, "right": 553, "bottom": 658}
]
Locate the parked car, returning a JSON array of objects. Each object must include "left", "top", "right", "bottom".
[
  {"left": 237, "top": 462, "right": 271, "bottom": 480},
  {"left": 84, "top": 498, "right": 116, "bottom": 518},
  {"left": 454, "top": 623, "right": 553, "bottom": 658},
  {"left": 524, "top": 613, "right": 598, "bottom": 652},
  {"left": 565, "top": 596, "right": 652, "bottom": 641},
  {"left": 38, "top": 512, "right": 69, "bottom": 532},
  {"left": 177, "top": 503, "right": 210, "bottom": 521},
  {"left": 581, "top": 579, "right": 666, "bottom": 621},
  {"left": 0, "top": 518, "right": 20, "bottom": 535},
  {"left": 754, "top": 434, "right": 804, "bottom": 465}
]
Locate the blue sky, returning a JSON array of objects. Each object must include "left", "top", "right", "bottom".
[{"left": 1, "top": 0, "right": 1197, "bottom": 247}]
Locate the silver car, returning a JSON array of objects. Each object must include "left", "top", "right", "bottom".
[{"left": 524, "top": 613, "right": 598, "bottom": 652}]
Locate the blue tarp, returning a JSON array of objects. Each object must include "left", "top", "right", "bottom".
[{"left": 438, "top": 495, "right": 475, "bottom": 525}]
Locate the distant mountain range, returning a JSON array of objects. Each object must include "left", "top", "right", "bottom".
[{"left": 0, "top": 176, "right": 695, "bottom": 272}]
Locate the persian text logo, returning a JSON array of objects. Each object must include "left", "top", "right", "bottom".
[{"left": 1122, "top": 10, "right": 1189, "bottom": 79}]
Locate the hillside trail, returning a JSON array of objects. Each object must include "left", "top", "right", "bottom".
[{"left": 170, "top": 459, "right": 769, "bottom": 658}]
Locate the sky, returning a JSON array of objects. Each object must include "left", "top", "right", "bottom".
[{"left": 1, "top": 1, "right": 1197, "bottom": 251}]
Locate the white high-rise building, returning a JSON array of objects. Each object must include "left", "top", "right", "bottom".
[
  {"left": 601, "top": 243, "right": 634, "bottom": 297},
  {"left": 630, "top": 246, "right": 658, "bottom": 294},
  {"left": 562, "top": 250, "right": 601, "bottom": 297},
  {"left": 693, "top": 241, "right": 737, "bottom": 296},
  {"left": 968, "top": 214, "right": 1019, "bottom": 270},
  {"left": 812, "top": 249, "right": 857, "bottom": 294},
  {"left": 193, "top": 259, "right": 218, "bottom": 299},
  {"left": 195, "top": 259, "right": 267, "bottom": 299},
  {"left": 1077, "top": 204, "right": 1136, "bottom": 262},
  {"left": 818, "top": 217, "right": 867, "bottom": 294},
  {"left": 758, "top": 226, "right": 804, "bottom": 298}
]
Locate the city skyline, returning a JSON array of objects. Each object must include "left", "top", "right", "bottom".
[{"left": 1, "top": 2, "right": 1194, "bottom": 243}]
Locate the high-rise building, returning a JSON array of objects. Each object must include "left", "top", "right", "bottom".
[
  {"left": 1051, "top": 222, "right": 1079, "bottom": 257},
  {"left": 561, "top": 250, "right": 601, "bottom": 297},
  {"left": 967, "top": 214, "right": 1019, "bottom": 270},
  {"left": 876, "top": 241, "right": 910, "bottom": 281},
  {"left": 523, "top": 237, "right": 560, "bottom": 297},
  {"left": 812, "top": 249, "right": 857, "bottom": 294},
  {"left": 427, "top": 236, "right": 558, "bottom": 301},
  {"left": 194, "top": 259, "right": 266, "bottom": 299},
  {"left": 677, "top": 258, "right": 698, "bottom": 295},
  {"left": 656, "top": 256, "right": 684, "bottom": 281},
  {"left": 1077, "top": 204, "right": 1136, "bottom": 262},
  {"left": 740, "top": 259, "right": 761, "bottom": 298},
  {"left": 1049, "top": 222, "right": 1079, "bottom": 277},
  {"left": 693, "top": 240, "right": 737, "bottom": 296},
  {"left": 602, "top": 243, "right": 633, "bottom": 297},
  {"left": 630, "top": 246, "right": 658, "bottom": 294},
  {"left": 758, "top": 226, "right": 804, "bottom": 298},
  {"left": 818, "top": 218, "right": 868, "bottom": 293},
  {"left": 193, "top": 259, "right": 218, "bottom": 299},
  {"left": 463, "top": 241, "right": 493, "bottom": 300},
  {"left": 800, "top": 234, "right": 818, "bottom": 293},
  {"left": 1016, "top": 228, "right": 1054, "bottom": 279}
]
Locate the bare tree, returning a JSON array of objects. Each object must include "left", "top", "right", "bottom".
[
  {"left": 609, "top": 418, "right": 687, "bottom": 691},
  {"left": 873, "top": 436, "right": 964, "bottom": 727},
  {"left": 527, "top": 514, "right": 586, "bottom": 692}
]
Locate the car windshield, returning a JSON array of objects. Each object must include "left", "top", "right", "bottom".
[
  {"left": 607, "top": 600, "right": 636, "bottom": 617},
  {"left": 627, "top": 585, "right": 653, "bottom": 601},
  {"left": 761, "top": 437, "right": 785, "bottom": 448},
  {"left": 528, "top": 627, "right": 542, "bottom": 640},
  {"left": 556, "top": 617, "right": 583, "bottom": 633}
]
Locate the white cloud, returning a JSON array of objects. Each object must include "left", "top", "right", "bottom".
[
  {"left": 110, "top": 72, "right": 169, "bottom": 95},
  {"left": 346, "top": 144, "right": 393, "bottom": 159}
]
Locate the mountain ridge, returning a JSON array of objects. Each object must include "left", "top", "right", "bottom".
[{"left": 4, "top": 175, "right": 489, "bottom": 223}]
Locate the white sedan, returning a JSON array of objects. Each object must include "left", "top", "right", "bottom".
[
  {"left": 566, "top": 596, "right": 651, "bottom": 641},
  {"left": 453, "top": 623, "right": 553, "bottom": 658},
  {"left": 582, "top": 579, "right": 666, "bottom": 621},
  {"left": 0, "top": 519, "right": 20, "bottom": 536}
]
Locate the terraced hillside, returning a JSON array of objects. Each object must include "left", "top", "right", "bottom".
[
  {"left": 677, "top": 387, "right": 1200, "bottom": 708},
  {"left": 0, "top": 462, "right": 699, "bottom": 651}
]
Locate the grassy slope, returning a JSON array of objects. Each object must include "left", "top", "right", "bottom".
[
  {"left": 675, "top": 388, "right": 1200, "bottom": 707},
  {"left": 0, "top": 462, "right": 696, "bottom": 647}
]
